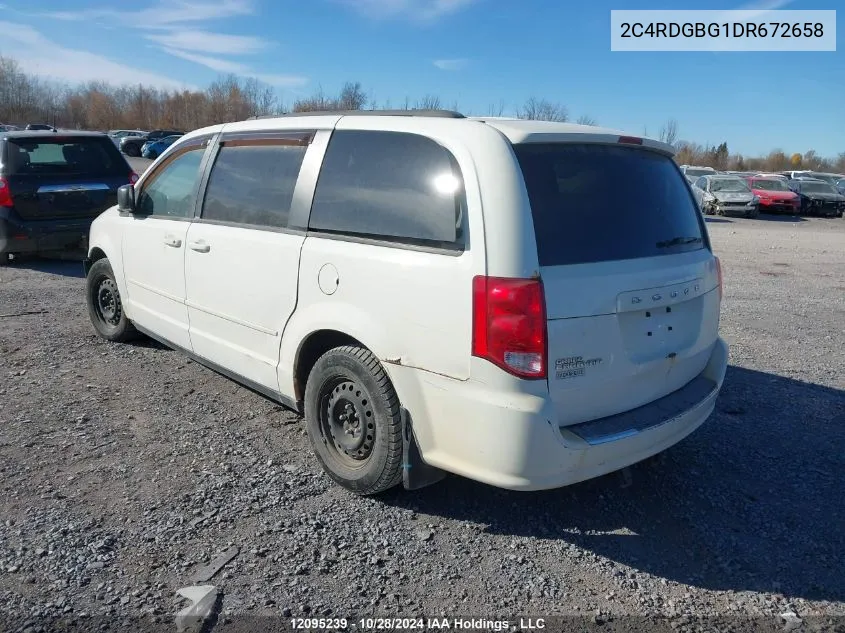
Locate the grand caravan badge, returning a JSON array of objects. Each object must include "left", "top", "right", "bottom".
[{"left": 555, "top": 356, "right": 603, "bottom": 379}]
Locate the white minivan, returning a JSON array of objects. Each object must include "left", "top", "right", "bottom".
[{"left": 84, "top": 110, "right": 728, "bottom": 495}]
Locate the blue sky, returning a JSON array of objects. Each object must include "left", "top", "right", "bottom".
[{"left": 0, "top": 0, "right": 842, "bottom": 157}]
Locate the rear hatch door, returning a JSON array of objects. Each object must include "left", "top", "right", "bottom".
[
  {"left": 514, "top": 142, "right": 721, "bottom": 427},
  {"left": 4, "top": 135, "right": 133, "bottom": 220}
]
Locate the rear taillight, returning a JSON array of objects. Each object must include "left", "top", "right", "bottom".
[
  {"left": 715, "top": 257, "right": 723, "bottom": 302},
  {"left": 129, "top": 172, "right": 139, "bottom": 184},
  {"left": 472, "top": 276, "right": 547, "bottom": 379},
  {"left": 0, "top": 177, "right": 13, "bottom": 207}
]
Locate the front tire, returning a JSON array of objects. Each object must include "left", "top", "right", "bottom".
[
  {"left": 85, "top": 258, "right": 138, "bottom": 342},
  {"left": 304, "top": 345, "right": 403, "bottom": 495},
  {"left": 124, "top": 144, "right": 141, "bottom": 158}
]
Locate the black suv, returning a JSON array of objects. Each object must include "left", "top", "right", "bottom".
[
  {"left": 0, "top": 131, "right": 137, "bottom": 263},
  {"left": 119, "top": 129, "right": 184, "bottom": 157}
]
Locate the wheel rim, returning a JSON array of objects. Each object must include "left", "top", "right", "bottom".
[
  {"left": 319, "top": 378, "right": 376, "bottom": 467},
  {"left": 93, "top": 277, "right": 122, "bottom": 327}
]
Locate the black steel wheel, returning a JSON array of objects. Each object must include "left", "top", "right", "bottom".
[
  {"left": 85, "top": 258, "right": 138, "bottom": 342},
  {"left": 305, "top": 345, "right": 403, "bottom": 495},
  {"left": 323, "top": 379, "right": 377, "bottom": 466}
]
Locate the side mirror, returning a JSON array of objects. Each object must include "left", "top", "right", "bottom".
[{"left": 117, "top": 184, "right": 136, "bottom": 213}]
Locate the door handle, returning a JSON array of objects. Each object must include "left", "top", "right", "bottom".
[
  {"left": 188, "top": 241, "right": 210, "bottom": 253},
  {"left": 164, "top": 236, "right": 182, "bottom": 248}
]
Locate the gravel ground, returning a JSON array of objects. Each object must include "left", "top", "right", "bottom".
[{"left": 0, "top": 213, "right": 843, "bottom": 631}]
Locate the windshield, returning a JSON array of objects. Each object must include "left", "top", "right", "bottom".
[
  {"left": 710, "top": 178, "right": 750, "bottom": 193},
  {"left": 751, "top": 179, "right": 789, "bottom": 191},
  {"left": 514, "top": 143, "right": 704, "bottom": 266},
  {"left": 801, "top": 182, "right": 836, "bottom": 194},
  {"left": 685, "top": 168, "right": 714, "bottom": 178}
]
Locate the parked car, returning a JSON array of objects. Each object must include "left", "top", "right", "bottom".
[
  {"left": 84, "top": 111, "right": 727, "bottom": 495},
  {"left": 692, "top": 175, "right": 759, "bottom": 217},
  {"left": 120, "top": 129, "right": 184, "bottom": 157},
  {"left": 786, "top": 179, "right": 845, "bottom": 217},
  {"left": 0, "top": 131, "right": 139, "bottom": 263},
  {"left": 108, "top": 130, "right": 147, "bottom": 147},
  {"left": 754, "top": 172, "right": 789, "bottom": 180},
  {"left": 791, "top": 171, "right": 845, "bottom": 186},
  {"left": 0, "top": 124, "right": 20, "bottom": 132},
  {"left": 744, "top": 177, "right": 800, "bottom": 214},
  {"left": 780, "top": 170, "right": 811, "bottom": 179},
  {"left": 25, "top": 123, "right": 57, "bottom": 132},
  {"left": 680, "top": 165, "right": 717, "bottom": 184},
  {"left": 141, "top": 134, "right": 182, "bottom": 159}
]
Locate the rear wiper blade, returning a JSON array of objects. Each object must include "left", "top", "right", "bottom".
[{"left": 656, "top": 236, "right": 703, "bottom": 248}]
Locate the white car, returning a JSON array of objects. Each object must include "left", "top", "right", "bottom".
[{"left": 83, "top": 111, "right": 728, "bottom": 495}]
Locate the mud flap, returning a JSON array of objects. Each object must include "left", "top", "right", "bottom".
[{"left": 401, "top": 408, "right": 446, "bottom": 490}]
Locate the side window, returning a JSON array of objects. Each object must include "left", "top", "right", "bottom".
[
  {"left": 136, "top": 147, "right": 205, "bottom": 218},
  {"left": 201, "top": 139, "right": 308, "bottom": 229},
  {"left": 694, "top": 177, "right": 705, "bottom": 190},
  {"left": 309, "top": 130, "right": 465, "bottom": 247}
]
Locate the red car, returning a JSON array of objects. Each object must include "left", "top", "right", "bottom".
[{"left": 744, "top": 177, "right": 800, "bottom": 214}]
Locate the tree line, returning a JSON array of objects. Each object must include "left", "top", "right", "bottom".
[{"left": 1, "top": 55, "right": 841, "bottom": 173}]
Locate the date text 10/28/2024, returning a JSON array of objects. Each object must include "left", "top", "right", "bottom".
[{"left": 290, "top": 617, "right": 546, "bottom": 630}]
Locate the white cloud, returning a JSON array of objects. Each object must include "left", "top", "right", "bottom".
[
  {"left": 146, "top": 30, "right": 269, "bottom": 55},
  {"left": 159, "top": 47, "right": 250, "bottom": 73},
  {"left": 35, "top": 0, "right": 255, "bottom": 27},
  {"left": 337, "top": 0, "right": 479, "bottom": 22},
  {"left": 29, "top": 0, "right": 307, "bottom": 88},
  {"left": 433, "top": 58, "right": 469, "bottom": 71},
  {"left": 0, "top": 21, "right": 192, "bottom": 89},
  {"left": 158, "top": 49, "right": 307, "bottom": 86}
]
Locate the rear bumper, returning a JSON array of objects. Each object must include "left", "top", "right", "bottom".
[
  {"left": 398, "top": 337, "right": 729, "bottom": 491},
  {"left": 0, "top": 212, "right": 92, "bottom": 255},
  {"left": 759, "top": 200, "right": 799, "bottom": 213}
]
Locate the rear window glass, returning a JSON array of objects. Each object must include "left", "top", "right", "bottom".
[
  {"left": 514, "top": 144, "right": 705, "bottom": 266},
  {"left": 309, "top": 130, "right": 464, "bottom": 248},
  {"left": 5, "top": 137, "right": 126, "bottom": 176}
]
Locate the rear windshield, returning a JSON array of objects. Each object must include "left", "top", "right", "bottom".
[
  {"left": 684, "top": 168, "right": 714, "bottom": 178},
  {"left": 751, "top": 179, "right": 789, "bottom": 191},
  {"left": 514, "top": 144, "right": 705, "bottom": 267},
  {"left": 5, "top": 137, "right": 127, "bottom": 176}
]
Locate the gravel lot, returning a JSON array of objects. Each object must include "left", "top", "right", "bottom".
[{"left": 1, "top": 201, "right": 844, "bottom": 631}]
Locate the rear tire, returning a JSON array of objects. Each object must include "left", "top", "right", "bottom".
[
  {"left": 304, "top": 345, "right": 403, "bottom": 495},
  {"left": 124, "top": 144, "right": 141, "bottom": 158},
  {"left": 85, "top": 258, "right": 138, "bottom": 342}
]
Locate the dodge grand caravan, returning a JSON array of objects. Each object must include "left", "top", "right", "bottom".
[{"left": 83, "top": 110, "right": 728, "bottom": 495}]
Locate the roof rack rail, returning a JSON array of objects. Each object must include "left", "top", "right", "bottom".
[{"left": 246, "top": 109, "right": 465, "bottom": 120}]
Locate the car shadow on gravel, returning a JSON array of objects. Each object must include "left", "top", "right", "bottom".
[
  {"left": 757, "top": 214, "right": 808, "bottom": 222},
  {"left": 704, "top": 217, "right": 733, "bottom": 224},
  {"left": 10, "top": 255, "right": 84, "bottom": 278},
  {"left": 385, "top": 365, "right": 845, "bottom": 603}
]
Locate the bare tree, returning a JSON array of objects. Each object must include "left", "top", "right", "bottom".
[
  {"left": 337, "top": 81, "right": 367, "bottom": 110},
  {"left": 517, "top": 97, "right": 568, "bottom": 122},
  {"left": 576, "top": 114, "right": 597, "bottom": 126},
  {"left": 487, "top": 100, "right": 506, "bottom": 116},
  {"left": 0, "top": 54, "right": 838, "bottom": 173},
  {"left": 659, "top": 118, "right": 679, "bottom": 146},
  {"left": 415, "top": 94, "right": 442, "bottom": 110}
]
